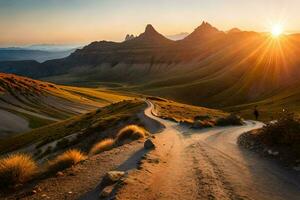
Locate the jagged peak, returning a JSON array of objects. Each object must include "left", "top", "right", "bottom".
[
  {"left": 122, "top": 24, "right": 173, "bottom": 46},
  {"left": 194, "top": 21, "right": 220, "bottom": 33},
  {"left": 125, "top": 34, "right": 135, "bottom": 41},
  {"left": 144, "top": 24, "right": 158, "bottom": 34},
  {"left": 181, "top": 21, "right": 223, "bottom": 42}
]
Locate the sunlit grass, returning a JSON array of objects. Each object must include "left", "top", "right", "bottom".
[
  {"left": 0, "top": 153, "right": 37, "bottom": 188},
  {"left": 116, "top": 125, "right": 146, "bottom": 142},
  {"left": 90, "top": 138, "right": 115, "bottom": 155},
  {"left": 47, "top": 149, "right": 87, "bottom": 173}
]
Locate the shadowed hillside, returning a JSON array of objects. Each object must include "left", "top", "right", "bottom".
[
  {"left": 0, "top": 100, "right": 145, "bottom": 155},
  {"left": 0, "top": 73, "right": 131, "bottom": 137}
]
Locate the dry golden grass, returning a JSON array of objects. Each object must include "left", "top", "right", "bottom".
[
  {"left": 90, "top": 138, "right": 115, "bottom": 155},
  {"left": 47, "top": 149, "right": 87, "bottom": 173},
  {"left": 152, "top": 99, "right": 227, "bottom": 123},
  {"left": 116, "top": 125, "right": 146, "bottom": 142},
  {"left": 0, "top": 153, "right": 37, "bottom": 188}
]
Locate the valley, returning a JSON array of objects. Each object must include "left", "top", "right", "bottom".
[{"left": 1, "top": 22, "right": 300, "bottom": 120}]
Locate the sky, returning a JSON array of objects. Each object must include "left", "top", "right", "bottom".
[{"left": 0, "top": 0, "right": 299, "bottom": 46}]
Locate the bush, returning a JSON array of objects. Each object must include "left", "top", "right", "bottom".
[
  {"left": 0, "top": 153, "right": 37, "bottom": 188},
  {"left": 192, "top": 120, "right": 211, "bottom": 129},
  {"left": 47, "top": 149, "right": 87, "bottom": 173},
  {"left": 261, "top": 112, "right": 300, "bottom": 146},
  {"left": 216, "top": 114, "right": 244, "bottom": 126},
  {"left": 90, "top": 138, "right": 115, "bottom": 155},
  {"left": 116, "top": 125, "right": 146, "bottom": 142}
]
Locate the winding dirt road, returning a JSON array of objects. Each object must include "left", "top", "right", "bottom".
[{"left": 116, "top": 101, "right": 300, "bottom": 200}]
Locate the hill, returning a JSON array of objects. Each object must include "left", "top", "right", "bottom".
[
  {"left": 0, "top": 100, "right": 145, "bottom": 155},
  {"left": 0, "top": 73, "right": 131, "bottom": 137}
]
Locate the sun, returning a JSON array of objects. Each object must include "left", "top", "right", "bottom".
[{"left": 271, "top": 24, "right": 283, "bottom": 37}]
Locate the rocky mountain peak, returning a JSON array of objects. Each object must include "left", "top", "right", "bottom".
[
  {"left": 194, "top": 21, "right": 220, "bottom": 33},
  {"left": 145, "top": 24, "right": 156, "bottom": 34},
  {"left": 125, "top": 34, "right": 135, "bottom": 41}
]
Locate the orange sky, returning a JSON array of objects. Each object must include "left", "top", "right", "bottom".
[{"left": 0, "top": 0, "right": 299, "bottom": 46}]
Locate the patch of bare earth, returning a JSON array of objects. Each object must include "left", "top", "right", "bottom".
[
  {"left": 1, "top": 141, "right": 144, "bottom": 200},
  {"left": 114, "top": 102, "right": 300, "bottom": 200},
  {"left": 114, "top": 128, "right": 241, "bottom": 200}
]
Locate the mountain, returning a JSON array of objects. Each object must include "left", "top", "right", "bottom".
[
  {"left": 123, "top": 24, "right": 174, "bottom": 46},
  {"left": 125, "top": 34, "right": 136, "bottom": 41},
  {"left": 0, "top": 22, "right": 300, "bottom": 116},
  {"left": 180, "top": 21, "right": 225, "bottom": 43}
]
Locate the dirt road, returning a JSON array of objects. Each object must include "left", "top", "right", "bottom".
[{"left": 116, "top": 101, "right": 300, "bottom": 200}]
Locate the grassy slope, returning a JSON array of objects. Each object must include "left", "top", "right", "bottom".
[
  {"left": 226, "top": 84, "right": 300, "bottom": 122},
  {"left": 0, "top": 100, "right": 145, "bottom": 154},
  {"left": 0, "top": 73, "right": 132, "bottom": 132},
  {"left": 150, "top": 97, "right": 227, "bottom": 123}
]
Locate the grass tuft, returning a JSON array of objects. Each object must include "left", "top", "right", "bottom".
[
  {"left": 0, "top": 153, "right": 37, "bottom": 188},
  {"left": 47, "top": 149, "right": 87, "bottom": 173},
  {"left": 90, "top": 138, "right": 115, "bottom": 155},
  {"left": 116, "top": 125, "right": 146, "bottom": 142}
]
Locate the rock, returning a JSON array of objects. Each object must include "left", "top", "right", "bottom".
[
  {"left": 267, "top": 149, "right": 279, "bottom": 156},
  {"left": 267, "top": 149, "right": 273, "bottom": 155},
  {"left": 293, "top": 166, "right": 300, "bottom": 171},
  {"left": 144, "top": 139, "right": 155, "bottom": 150},
  {"left": 56, "top": 171, "right": 64, "bottom": 177},
  {"left": 102, "top": 171, "right": 125, "bottom": 186},
  {"left": 33, "top": 186, "right": 42, "bottom": 192},
  {"left": 99, "top": 185, "right": 115, "bottom": 198}
]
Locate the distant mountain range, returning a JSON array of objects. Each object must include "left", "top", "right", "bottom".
[
  {"left": 0, "top": 44, "right": 82, "bottom": 62},
  {"left": 0, "top": 21, "right": 300, "bottom": 114},
  {"left": 25, "top": 44, "right": 83, "bottom": 51},
  {"left": 166, "top": 32, "right": 189, "bottom": 40}
]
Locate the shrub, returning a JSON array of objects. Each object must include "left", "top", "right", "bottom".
[
  {"left": 116, "top": 125, "right": 146, "bottom": 142},
  {"left": 192, "top": 119, "right": 216, "bottom": 129},
  {"left": 90, "top": 138, "right": 115, "bottom": 155},
  {"left": 0, "top": 153, "right": 37, "bottom": 188},
  {"left": 47, "top": 149, "right": 87, "bottom": 173},
  {"left": 261, "top": 111, "right": 300, "bottom": 146},
  {"left": 216, "top": 114, "right": 244, "bottom": 126}
]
